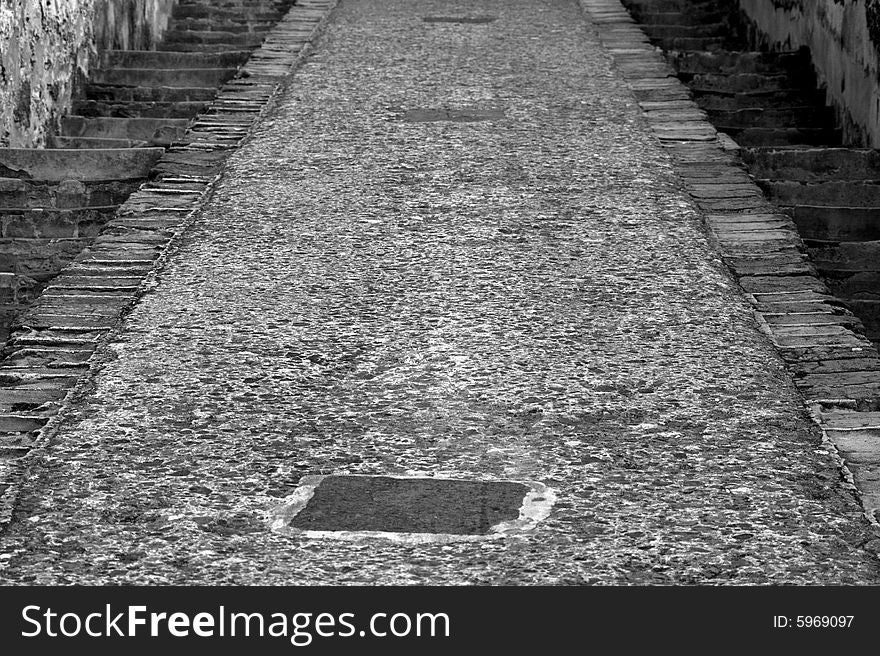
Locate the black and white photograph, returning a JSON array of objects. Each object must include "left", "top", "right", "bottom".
[{"left": 0, "top": 0, "right": 877, "bottom": 650}]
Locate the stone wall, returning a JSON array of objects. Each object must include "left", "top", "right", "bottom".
[
  {"left": 0, "top": 0, "right": 176, "bottom": 148},
  {"left": 737, "top": 0, "right": 880, "bottom": 147}
]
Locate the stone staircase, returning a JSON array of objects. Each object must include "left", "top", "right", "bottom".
[
  {"left": 622, "top": 0, "right": 880, "bottom": 343},
  {"left": 0, "top": 0, "right": 296, "bottom": 342}
]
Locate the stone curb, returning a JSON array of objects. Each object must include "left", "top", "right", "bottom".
[
  {"left": 579, "top": 0, "right": 880, "bottom": 528},
  {"left": 0, "top": 0, "right": 340, "bottom": 528}
]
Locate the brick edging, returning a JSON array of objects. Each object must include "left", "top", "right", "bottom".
[
  {"left": 0, "top": 0, "right": 340, "bottom": 528},
  {"left": 579, "top": 0, "right": 880, "bottom": 528}
]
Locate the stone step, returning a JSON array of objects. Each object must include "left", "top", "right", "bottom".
[
  {"left": 792, "top": 369, "right": 880, "bottom": 400},
  {"left": 641, "top": 22, "right": 728, "bottom": 39},
  {"left": 177, "top": 0, "right": 293, "bottom": 6},
  {"left": 151, "top": 147, "right": 229, "bottom": 178},
  {"left": 632, "top": 11, "right": 729, "bottom": 27},
  {"left": 810, "top": 242, "right": 880, "bottom": 272},
  {"left": 48, "top": 136, "right": 152, "bottom": 149},
  {"left": 89, "top": 67, "right": 238, "bottom": 88},
  {"left": 172, "top": 4, "right": 286, "bottom": 21},
  {"left": 99, "top": 49, "right": 250, "bottom": 69},
  {"left": 0, "top": 388, "right": 65, "bottom": 413},
  {"left": 622, "top": 0, "right": 730, "bottom": 13},
  {"left": 693, "top": 89, "right": 827, "bottom": 111},
  {"left": 742, "top": 147, "right": 880, "bottom": 182},
  {"left": 2, "top": 348, "right": 94, "bottom": 369},
  {"left": 58, "top": 116, "right": 191, "bottom": 146},
  {"left": 85, "top": 84, "right": 218, "bottom": 103},
  {"left": 669, "top": 49, "right": 810, "bottom": 75},
  {"left": 708, "top": 106, "right": 835, "bottom": 129},
  {"left": 649, "top": 35, "right": 729, "bottom": 51},
  {"left": 795, "top": 358, "right": 880, "bottom": 377},
  {"left": 162, "top": 30, "right": 267, "bottom": 47},
  {"left": 11, "top": 313, "right": 117, "bottom": 331},
  {"left": 72, "top": 100, "right": 211, "bottom": 119},
  {"left": 789, "top": 206, "right": 880, "bottom": 242},
  {"left": 758, "top": 180, "right": 880, "bottom": 207},
  {"left": 845, "top": 300, "right": 880, "bottom": 341},
  {"left": 0, "top": 148, "right": 164, "bottom": 182},
  {"left": 688, "top": 72, "right": 816, "bottom": 94},
  {"left": 813, "top": 276, "right": 880, "bottom": 320},
  {"left": 157, "top": 41, "right": 262, "bottom": 53},
  {"left": 0, "top": 178, "right": 138, "bottom": 209},
  {"left": 826, "top": 271, "right": 880, "bottom": 300},
  {"left": 0, "top": 207, "right": 112, "bottom": 239},
  {"left": 168, "top": 18, "right": 277, "bottom": 33},
  {"left": 724, "top": 127, "right": 842, "bottom": 148},
  {"left": 175, "top": 0, "right": 290, "bottom": 10},
  {"left": 0, "top": 238, "right": 91, "bottom": 281}
]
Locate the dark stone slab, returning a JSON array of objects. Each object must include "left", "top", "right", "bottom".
[
  {"left": 0, "top": 148, "right": 164, "bottom": 182},
  {"left": 289, "top": 475, "right": 528, "bottom": 535}
]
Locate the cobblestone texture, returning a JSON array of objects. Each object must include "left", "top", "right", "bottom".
[
  {"left": 592, "top": 0, "right": 880, "bottom": 534},
  {"left": 0, "top": 0, "right": 335, "bottom": 523},
  {"left": 0, "top": 0, "right": 879, "bottom": 584}
]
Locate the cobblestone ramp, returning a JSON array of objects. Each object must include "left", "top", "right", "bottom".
[
  {"left": 594, "top": 0, "right": 880, "bottom": 526},
  {"left": 0, "top": 0, "right": 337, "bottom": 528},
  {"left": 0, "top": 0, "right": 878, "bottom": 584}
]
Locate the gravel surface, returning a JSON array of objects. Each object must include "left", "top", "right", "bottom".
[{"left": 1, "top": 0, "right": 879, "bottom": 584}]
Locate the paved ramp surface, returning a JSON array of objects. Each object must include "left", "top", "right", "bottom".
[{"left": 1, "top": 0, "right": 878, "bottom": 584}]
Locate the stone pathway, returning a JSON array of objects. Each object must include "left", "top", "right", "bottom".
[{"left": 0, "top": 0, "right": 878, "bottom": 584}]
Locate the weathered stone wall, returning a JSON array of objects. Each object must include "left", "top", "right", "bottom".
[
  {"left": 92, "top": 0, "right": 177, "bottom": 51},
  {"left": 0, "top": 0, "right": 175, "bottom": 148},
  {"left": 738, "top": 0, "right": 880, "bottom": 147}
]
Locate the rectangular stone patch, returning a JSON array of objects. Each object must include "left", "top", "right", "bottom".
[
  {"left": 423, "top": 16, "right": 496, "bottom": 24},
  {"left": 288, "top": 474, "right": 529, "bottom": 535},
  {"left": 403, "top": 108, "right": 505, "bottom": 123}
]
